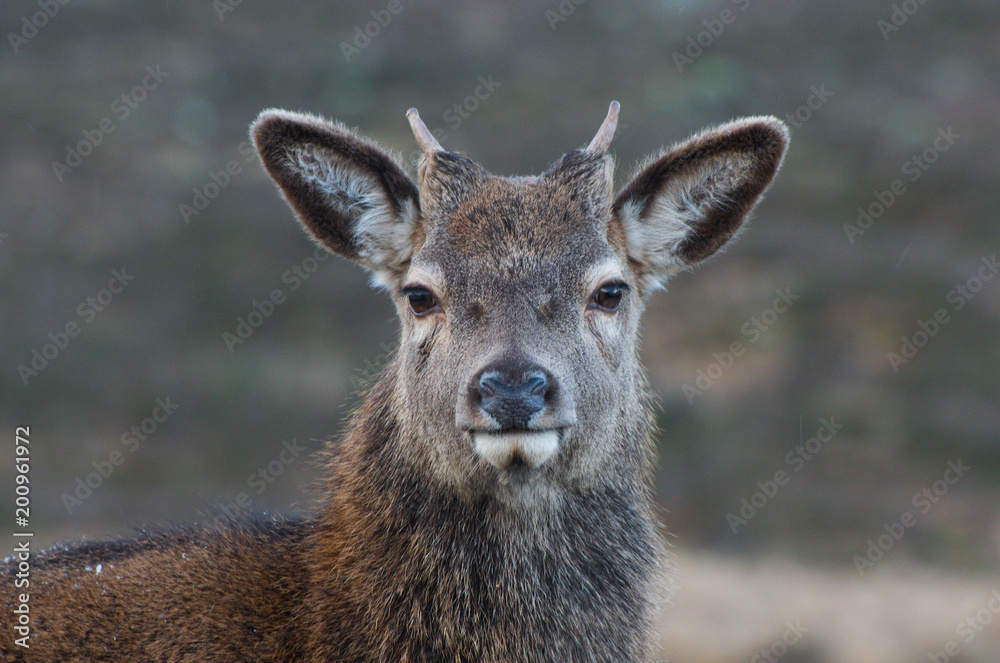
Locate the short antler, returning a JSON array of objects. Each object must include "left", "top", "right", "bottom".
[
  {"left": 586, "top": 101, "right": 620, "bottom": 155},
  {"left": 406, "top": 108, "right": 443, "bottom": 154}
]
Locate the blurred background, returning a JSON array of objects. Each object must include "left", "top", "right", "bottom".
[{"left": 2, "top": 1, "right": 998, "bottom": 661}]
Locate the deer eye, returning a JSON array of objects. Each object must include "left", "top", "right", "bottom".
[
  {"left": 589, "top": 282, "right": 628, "bottom": 312},
  {"left": 404, "top": 286, "right": 438, "bottom": 316}
]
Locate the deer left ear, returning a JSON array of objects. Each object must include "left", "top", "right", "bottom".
[
  {"left": 614, "top": 117, "right": 789, "bottom": 291},
  {"left": 251, "top": 109, "right": 421, "bottom": 288}
]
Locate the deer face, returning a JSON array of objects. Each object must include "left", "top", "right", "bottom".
[
  {"left": 253, "top": 104, "right": 787, "bottom": 500},
  {"left": 399, "top": 160, "right": 641, "bottom": 491}
]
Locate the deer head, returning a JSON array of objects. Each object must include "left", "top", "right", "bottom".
[{"left": 252, "top": 103, "right": 787, "bottom": 505}]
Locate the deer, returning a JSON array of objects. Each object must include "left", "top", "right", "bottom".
[{"left": 2, "top": 102, "right": 788, "bottom": 662}]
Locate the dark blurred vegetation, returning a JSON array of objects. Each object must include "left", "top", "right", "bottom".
[{"left": 1, "top": 0, "right": 997, "bottom": 577}]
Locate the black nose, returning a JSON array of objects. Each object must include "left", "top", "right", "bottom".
[{"left": 472, "top": 362, "right": 553, "bottom": 431}]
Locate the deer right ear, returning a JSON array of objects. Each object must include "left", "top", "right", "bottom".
[
  {"left": 251, "top": 110, "right": 421, "bottom": 287},
  {"left": 614, "top": 117, "right": 788, "bottom": 292}
]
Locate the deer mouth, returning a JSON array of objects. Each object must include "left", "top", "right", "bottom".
[{"left": 471, "top": 430, "right": 560, "bottom": 469}]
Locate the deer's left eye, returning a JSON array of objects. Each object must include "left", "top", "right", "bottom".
[
  {"left": 589, "top": 282, "right": 627, "bottom": 312},
  {"left": 404, "top": 286, "right": 438, "bottom": 316}
]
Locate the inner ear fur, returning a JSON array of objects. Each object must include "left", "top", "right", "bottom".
[
  {"left": 251, "top": 110, "right": 420, "bottom": 279},
  {"left": 614, "top": 116, "right": 789, "bottom": 286}
]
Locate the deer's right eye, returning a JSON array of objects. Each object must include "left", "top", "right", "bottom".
[
  {"left": 405, "top": 287, "right": 438, "bottom": 316},
  {"left": 589, "top": 282, "right": 628, "bottom": 312}
]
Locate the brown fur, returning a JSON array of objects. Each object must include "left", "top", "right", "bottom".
[{"left": 2, "top": 105, "right": 788, "bottom": 661}]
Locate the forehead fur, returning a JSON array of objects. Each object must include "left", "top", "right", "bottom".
[
  {"left": 419, "top": 149, "right": 618, "bottom": 263},
  {"left": 425, "top": 180, "right": 616, "bottom": 279}
]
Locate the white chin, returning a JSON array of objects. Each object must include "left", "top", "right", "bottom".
[{"left": 472, "top": 431, "right": 560, "bottom": 469}]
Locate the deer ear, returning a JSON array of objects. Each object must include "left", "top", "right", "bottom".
[
  {"left": 251, "top": 110, "right": 421, "bottom": 287},
  {"left": 614, "top": 116, "right": 788, "bottom": 291}
]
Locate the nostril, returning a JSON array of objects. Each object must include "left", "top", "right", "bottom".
[
  {"left": 524, "top": 374, "right": 547, "bottom": 398},
  {"left": 478, "top": 373, "right": 502, "bottom": 401},
  {"left": 470, "top": 364, "right": 555, "bottom": 431}
]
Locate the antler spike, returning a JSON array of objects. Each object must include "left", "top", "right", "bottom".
[
  {"left": 586, "top": 101, "right": 620, "bottom": 155},
  {"left": 406, "top": 107, "right": 443, "bottom": 154}
]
